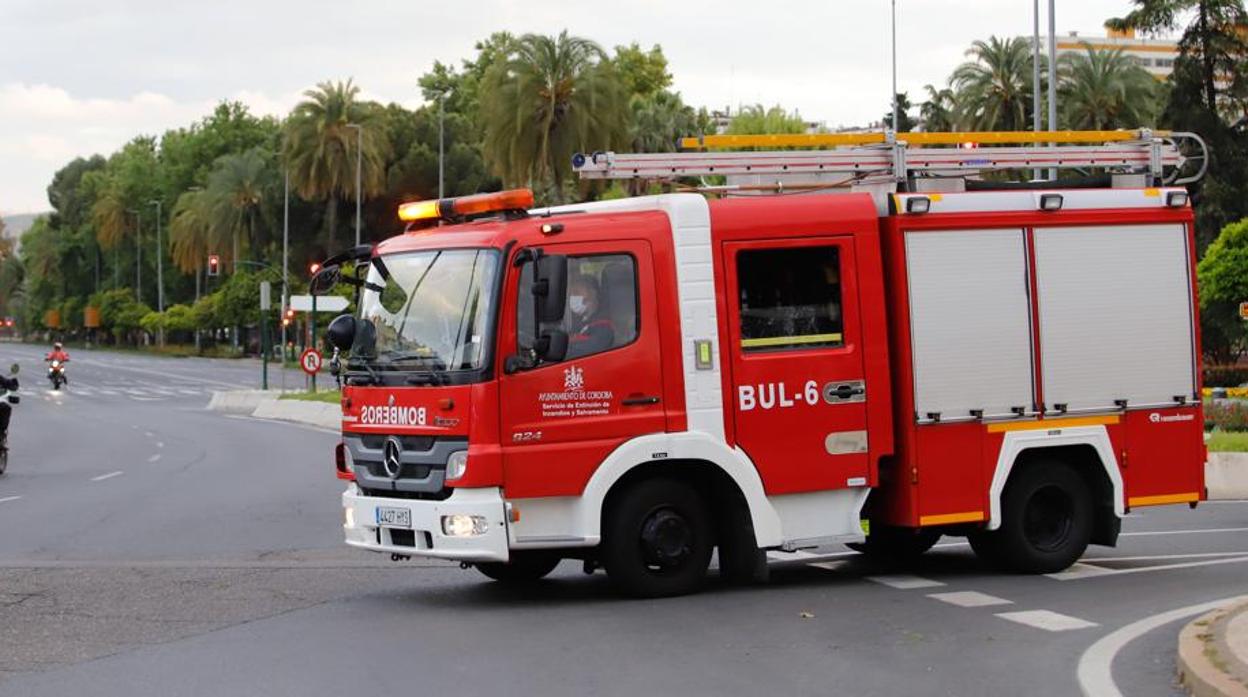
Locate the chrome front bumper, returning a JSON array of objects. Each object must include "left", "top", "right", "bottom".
[{"left": 342, "top": 485, "right": 510, "bottom": 563}]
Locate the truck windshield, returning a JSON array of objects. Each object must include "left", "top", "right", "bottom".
[{"left": 354, "top": 248, "right": 500, "bottom": 372}]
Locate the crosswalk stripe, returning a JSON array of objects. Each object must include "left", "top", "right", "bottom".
[
  {"left": 995, "top": 610, "right": 1098, "bottom": 631},
  {"left": 928, "top": 591, "right": 1013, "bottom": 608},
  {"left": 866, "top": 574, "right": 946, "bottom": 590}
]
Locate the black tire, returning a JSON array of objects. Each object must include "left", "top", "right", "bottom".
[
  {"left": 602, "top": 478, "right": 714, "bottom": 598},
  {"left": 967, "top": 530, "right": 1004, "bottom": 568},
  {"left": 475, "top": 552, "right": 561, "bottom": 584},
  {"left": 848, "top": 526, "right": 941, "bottom": 561},
  {"left": 0, "top": 448, "right": 7, "bottom": 476},
  {"left": 990, "top": 462, "right": 1092, "bottom": 573}
]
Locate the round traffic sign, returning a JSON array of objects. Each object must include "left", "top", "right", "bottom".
[{"left": 300, "top": 348, "right": 323, "bottom": 375}]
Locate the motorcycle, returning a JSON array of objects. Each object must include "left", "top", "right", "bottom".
[
  {"left": 47, "top": 359, "right": 65, "bottom": 390},
  {"left": 0, "top": 363, "right": 20, "bottom": 476}
]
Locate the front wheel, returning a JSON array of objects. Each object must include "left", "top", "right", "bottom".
[
  {"left": 0, "top": 447, "right": 7, "bottom": 476},
  {"left": 474, "top": 552, "right": 561, "bottom": 584},
  {"left": 979, "top": 462, "right": 1092, "bottom": 574},
  {"left": 602, "top": 478, "right": 714, "bottom": 598}
]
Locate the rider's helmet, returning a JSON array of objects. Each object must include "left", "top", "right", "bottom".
[{"left": 53, "top": 342, "right": 62, "bottom": 350}]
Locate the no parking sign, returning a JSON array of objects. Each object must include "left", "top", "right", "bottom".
[{"left": 300, "top": 348, "right": 323, "bottom": 376}]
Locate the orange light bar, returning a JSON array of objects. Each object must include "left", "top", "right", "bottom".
[{"left": 397, "top": 188, "right": 535, "bottom": 222}]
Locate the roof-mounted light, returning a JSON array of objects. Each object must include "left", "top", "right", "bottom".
[
  {"left": 905, "top": 196, "right": 931, "bottom": 214},
  {"left": 398, "top": 188, "right": 535, "bottom": 223},
  {"left": 1038, "top": 193, "right": 1064, "bottom": 211},
  {"left": 1165, "top": 190, "right": 1189, "bottom": 208}
]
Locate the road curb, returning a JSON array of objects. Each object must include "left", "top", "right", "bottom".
[
  {"left": 206, "top": 389, "right": 280, "bottom": 414},
  {"left": 251, "top": 398, "right": 340, "bottom": 430},
  {"left": 1207, "top": 453, "right": 1248, "bottom": 500},
  {"left": 1178, "top": 601, "right": 1248, "bottom": 697}
]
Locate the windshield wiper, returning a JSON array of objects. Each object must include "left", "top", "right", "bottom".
[{"left": 344, "top": 356, "right": 382, "bottom": 385}]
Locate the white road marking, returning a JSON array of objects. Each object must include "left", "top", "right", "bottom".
[
  {"left": 1051, "top": 555, "right": 1248, "bottom": 580},
  {"left": 1121, "top": 526, "right": 1248, "bottom": 537},
  {"left": 156, "top": 442, "right": 164, "bottom": 449},
  {"left": 995, "top": 610, "right": 1098, "bottom": 632},
  {"left": 177, "top": 389, "right": 201, "bottom": 395},
  {"left": 69, "top": 358, "right": 243, "bottom": 388},
  {"left": 0, "top": 495, "right": 21, "bottom": 504},
  {"left": 1076, "top": 595, "right": 1248, "bottom": 697},
  {"left": 1201, "top": 500, "right": 1248, "bottom": 505},
  {"left": 1046, "top": 562, "right": 1114, "bottom": 581},
  {"left": 767, "top": 550, "right": 822, "bottom": 562},
  {"left": 928, "top": 591, "right": 1013, "bottom": 608},
  {"left": 866, "top": 575, "right": 946, "bottom": 590},
  {"left": 147, "top": 454, "right": 161, "bottom": 463},
  {"left": 144, "top": 431, "right": 155, "bottom": 438},
  {"left": 1084, "top": 551, "right": 1248, "bottom": 563},
  {"left": 91, "top": 471, "right": 124, "bottom": 482}
]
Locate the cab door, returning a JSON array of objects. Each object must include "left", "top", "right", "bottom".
[
  {"left": 498, "top": 240, "right": 665, "bottom": 499},
  {"left": 724, "top": 237, "right": 868, "bottom": 494}
]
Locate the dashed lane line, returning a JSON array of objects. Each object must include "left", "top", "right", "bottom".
[
  {"left": 995, "top": 610, "right": 1099, "bottom": 632},
  {"left": 1047, "top": 554, "right": 1248, "bottom": 580},
  {"left": 90, "top": 471, "right": 124, "bottom": 482},
  {"left": 147, "top": 454, "right": 161, "bottom": 463},
  {"left": 1046, "top": 562, "right": 1114, "bottom": 581},
  {"left": 0, "top": 495, "right": 21, "bottom": 504},
  {"left": 1076, "top": 595, "right": 1248, "bottom": 697},
  {"left": 1121, "top": 526, "right": 1248, "bottom": 537},
  {"left": 1083, "top": 551, "right": 1248, "bottom": 563},
  {"left": 866, "top": 574, "right": 946, "bottom": 590},
  {"left": 928, "top": 591, "right": 1014, "bottom": 608}
]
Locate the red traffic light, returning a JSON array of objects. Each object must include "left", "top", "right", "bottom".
[
  {"left": 309, "top": 262, "right": 321, "bottom": 275},
  {"left": 207, "top": 254, "right": 221, "bottom": 276}
]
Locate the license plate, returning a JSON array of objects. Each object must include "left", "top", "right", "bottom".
[{"left": 375, "top": 506, "right": 411, "bottom": 529}]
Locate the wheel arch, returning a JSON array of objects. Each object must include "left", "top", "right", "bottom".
[{"left": 988, "top": 426, "right": 1124, "bottom": 534}]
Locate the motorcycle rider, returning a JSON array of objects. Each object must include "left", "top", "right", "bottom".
[
  {"left": 0, "top": 370, "right": 17, "bottom": 451},
  {"left": 45, "top": 342, "right": 69, "bottom": 385}
]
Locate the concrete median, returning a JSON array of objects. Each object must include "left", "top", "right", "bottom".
[{"left": 1178, "top": 600, "right": 1248, "bottom": 697}]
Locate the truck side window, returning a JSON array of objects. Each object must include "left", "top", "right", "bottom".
[
  {"left": 518, "top": 253, "right": 639, "bottom": 363},
  {"left": 737, "top": 246, "right": 844, "bottom": 352}
]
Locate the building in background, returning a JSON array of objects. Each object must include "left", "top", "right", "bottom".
[{"left": 1044, "top": 28, "right": 1178, "bottom": 80}]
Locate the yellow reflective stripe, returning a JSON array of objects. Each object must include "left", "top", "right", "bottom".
[
  {"left": 920, "top": 511, "right": 985, "bottom": 526},
  {"left": 740, "top": 333, "right": 843, "bottom": 349},
  {"left": 986, "top": 415, "right": 1120, "bottom": 433},
  {"left": 679, "top": 130, "right": 1170, "bottom": 150},
  {"left": 1128, "top": 492, "right": 1200, "bottom": 507}
]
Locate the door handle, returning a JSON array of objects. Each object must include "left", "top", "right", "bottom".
[
  {"left": 823, "top": 380, "right": 867, "bottom": 403},
  {"left": 622, "top": 395, "right": 661, "bottom": 406}
]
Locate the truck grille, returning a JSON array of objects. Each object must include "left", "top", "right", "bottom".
[{"left": 345, "top": 433, "right": 465, "bottom": 498}]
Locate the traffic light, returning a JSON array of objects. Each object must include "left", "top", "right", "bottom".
[
  {"left": 207, "top": 254, "right": 220, "bottom": 277},
  {"left": 309, "top": 262, "right": 321, "bottom": 275},
  {"left": 282, "top": 308, "right": 295, "bottom": 327}
]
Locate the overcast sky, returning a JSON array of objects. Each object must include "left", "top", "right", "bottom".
[{"left": 0, "top": 0, "right": 1162, "bottom": 214}]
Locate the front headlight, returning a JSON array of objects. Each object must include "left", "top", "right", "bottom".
[
  {"left": 441, "top": 514, "right": 488, "bottom": 537},
  {"left": 344, "top": 505, "right": 356, "bottom": 529},
  {"left": 446, "top": 450, "right": 468, "bottom": 480}
]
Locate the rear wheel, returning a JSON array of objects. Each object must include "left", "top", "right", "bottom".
[
  {"left": 475, "top": 552, "right": 561, "bottom": 584},
  {"left": 978, "top": 462, "right": 1092, "bottom": 573},
  {"left": 602, "top": 478, "right": 714, "bottom": 598},
  {"left": 0, "top": 446, "right": 7, "bottom": 476},
  {"left": 849, "top": 526, "right": 941, "bottom": 561}
]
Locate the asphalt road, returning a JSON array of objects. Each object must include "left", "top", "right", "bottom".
[{"left": 0, "top": 343, "right": 1245, "bottom": 696}]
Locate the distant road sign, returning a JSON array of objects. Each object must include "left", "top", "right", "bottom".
[
  {"left": 289, "top": 295, "right": 349, "bottom": 312},
  {"left": 300, "top": 348, "right": 323, "bottom": 375},
  {"left": 259, "top": 281, "right": 272, "bottom": 311}
]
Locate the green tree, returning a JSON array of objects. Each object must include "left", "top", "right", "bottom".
[
  {"left": 920, "top": 85, "right": 959, "bottom": 132},
  {"left": 1196, "top": 217, "right": 1248, "bottom": 361},
  {"left": 203, "top": 147, "right": 275, "bottom": 267},
  {"left": 628, "top": 90, "right": 704, "bottom": 153},
  {"left": 612, "top": 43, "right": 672, "bottom": 98},
  {"left": 480, "top": 31, "right": 627, "bottom": 202},
  {"left": 727, "top": 104, "right": 809, "bottom": 134},
  {"left": 883, "top": 92, "right": 917, "bottom": 132},
  {"left": 1058, "top": 44, "right": 1161, "bottom": 129},
  {"left": 284, "top": 80, "right": 390, "bottom": 247},
  {"left": 169, "top": 189, "right": 219, "bottom": 277},
  {"left": 950, "top": 36, "right": 1039, "bottom": 131}
]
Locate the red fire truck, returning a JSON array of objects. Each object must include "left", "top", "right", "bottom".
[{"left": 319, "top": 130, "right": 1209, "bottom": 597}]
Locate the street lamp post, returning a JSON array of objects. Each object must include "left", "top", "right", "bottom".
[
  {"left": 282, "top": 168, "right": 290, "bottom": 388},
  {"left": 128, "top": 209, "right": 141, "bottom": 302},
  {"left": 346, "top": 123, "right": 363, "bottom": 246},
  {"left": 1047, "top": 0, "right": 1058, "bottom": 181},
  {"left": 1032, "top": 0, "right": 1043, "bottom": 181},
  {"left": 149, "top": 200, "right": 164, "bottom": 313},
  {"left": 890, "top": 0, "right": 898, "bottom": 134},
  {"left": 438, "top": 92, "right": 446, "bottom": 198}
]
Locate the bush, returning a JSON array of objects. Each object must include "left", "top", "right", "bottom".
[
  {"left": 1206, "top": 399, "right": 1248, "bottom": 432},
  {"left": 1205, "top": 365, "right": 1248, "bottom": 387}
]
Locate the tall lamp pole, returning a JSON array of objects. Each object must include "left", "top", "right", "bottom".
[
  {"left": 346, "top": 123, "right": 363, "bottom": 246},
  {"left": 148, "top": 200, "right": 164, "bottom": 312},
  {"left": 1032, "top": 0, "right": 1043, "bottom": 181},
  {"left": 1047, "top": 0, "right": 1058, "bottom": 181},
  {"left": 128, "top": 209, "right": 141, "bottom": 302},
  {"left": 890, "top": 0, "right": 899, "bottom": 133},
  {"left": 282, "top": 167, "right": 290, "bottom": 386},
  {"left": 438, "top": 92, "right": 446, "bottom": 198}
]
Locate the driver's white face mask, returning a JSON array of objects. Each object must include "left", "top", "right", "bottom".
[{"left": 569, "top": 295, "right": 587, "bottom": 315}]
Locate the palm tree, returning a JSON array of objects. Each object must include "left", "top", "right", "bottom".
[
  {"left": 480, "top": 31, "right": 627, "bottom": 202},
  {"left": 169, "top": 190, "right": 217, "bottom": 274},
  {"left": 203, "top": 148, "right": 272, "bottom": 269},
  {"left": 950, "top": 36, "right": 1038, "bottom": 131},
  {"left": 283, "top": 80, "right": 388, "bottom": 246},
  {"left": 920, "top": 84, "right": 959, "bottom": 132},
  {"left": 1059, "top": 44, "right": 1162, "bottom": 129},
  {"left": 628, "top": 91, "right": 699, "bottom": 153}
]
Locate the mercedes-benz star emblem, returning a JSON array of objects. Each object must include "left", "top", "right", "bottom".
[{"left": 382, "top": 437, "right": 402, "bottom": 479}]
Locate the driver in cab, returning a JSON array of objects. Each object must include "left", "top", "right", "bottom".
[{"left": 565, "top": 275, "right": 613, "bottom": 359}]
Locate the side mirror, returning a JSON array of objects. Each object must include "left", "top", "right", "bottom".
[
  {"left": 9, "top": 363, "right": 18, "bottom": 376},
  {"left": 535, "top": 329, "right": 569, "bottom": 363},
  {"left": 326, "top": 314, "right": 356, "bottom": 351},
  {"left": 533, "top": 255, "right": 568, "bottom": 323},
  {"left": 310, "top": 265, "right": 342, "bottom": 295}
]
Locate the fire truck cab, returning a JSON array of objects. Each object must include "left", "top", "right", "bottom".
[{"left": 327, "top": 132, "right": 1206, "bottom": 597}]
